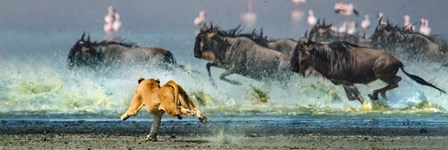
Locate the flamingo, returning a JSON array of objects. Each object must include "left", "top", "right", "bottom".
[
  {"left": 419, "top": 18, "right": 431, "bottom": 36},
  {"left": 334, "top": 2, "right": 359, "bottom": 17},
  {"left": 241, "top": 0, "right": 257, "bottom": 27},
  {"left": 291, "top": 0, "right": 306, "bottom": 24},
  {"left": 347, "top": 21, "right": 356, "bottom": 35},
  {"left": 361, "top": 15, "right": 370, "bottom": 32},
  {"left": 112, "top": 13, "right": 122, "bottom": 33},
  {"left": 377, "top": 12, "right": 386, "bottom": 25},
  {"left": 307, "top": 9, "right": 317, "bottom": 28},
  {"left": 194, "top": 10, "right": 207, "bottom": 27},
  {"left": 104, "top": 5, "right": 116, "bottom": 41},
  {"left": 403, "top": 15, "right": 415, "bottom": 31},
  {"left": 338, "top": 22, "right": 347, "bottom": 33}
]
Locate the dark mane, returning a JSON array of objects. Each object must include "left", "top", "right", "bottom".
[
  {"left": 95, "top": 40, "right": 139, "bottom": 48},
  {"left": 309, "top": 41, "right": 353, "bottom": 73},
  {"left": 204, "top": 23, "right": 269, "bottom": 47}
]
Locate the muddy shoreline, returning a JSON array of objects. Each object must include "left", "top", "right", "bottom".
[{"left": 1, "top": 118, "right": 448, "bottom": 149}]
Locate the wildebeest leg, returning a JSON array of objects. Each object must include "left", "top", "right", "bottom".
[
  {"left": 206, "top": 63, "right": 218, "bottom": 87},
  {"left": 147, "top": 114, "right": 162, "bottom": 141},
  {"left": 219, "top": 65, "right": 241, "bottom": 85},
  {"left": 369, "top": 76, "right": 401, "bottom": 100},
  {"left": 343, "top": 85, "right": 365, "bottom": 104},
  {"left": 343, "top": 85, "right": 357, "bottom": 100}
]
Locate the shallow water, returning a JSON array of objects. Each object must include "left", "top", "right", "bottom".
[{"left": 1, "top": 1, "right": 448, "bottom": 121}]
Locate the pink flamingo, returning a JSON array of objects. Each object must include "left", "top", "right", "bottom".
[
  {"left": 241, "top": 0, "right": 257, "bottom": 27},
  {"left": 360, "top": 14, "right": 370, "bottom": 37},
  {"left": 307, "top": 9, "right": 317, "bottom": 28},
  {"left": 338, "top": 22, "right": 347, "bottom": 33},
  {"left": 194, "top": 10, "right": 207, "bottom": 28},
  {"left": 347, "top": 21, "right": 356, "bottom": 35},
  {"left": 112, "top": 14, "right": 121, "bottom": 32},
  {"left": 291, "top": 0, "right": 306, "bottom": 24},
  {"left": 360, "top": 15, "right": 370, "bottom": 32},
  {"left": 104, "top": 5, "right": 115, "bottom": 41},
  {"left": 403, "top": 15, "right": 415, "bottom": 31},
  {"left": 377, "top": 12, "right": 386, "bottom": 25},
  {"left": 112, "top": 13, "right": 122, "bottom": 41},
  {"left": 334, "top": 2, "right": 359, "bottom": 17},
  {"left": 419, "top": 18, "right": 431, "bottom": 36}
]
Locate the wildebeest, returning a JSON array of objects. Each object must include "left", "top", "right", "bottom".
[
  {"left": 370, "top": 20, "right": 447, "bottom": 61},
  {"left": 67, "top": 33, "right": 176, "bottom": 69},
  {"left": 307, "top": 20, "right": 371, "bottom": 47},
  {"left": 290, "top": 37, "right": 445, "bottom": 104},
  {"left": 194, "top": 25, "right": 290, "bottom": 85},
  {"left": 216, "top": 26, "right": 297, "bottom": 69}
]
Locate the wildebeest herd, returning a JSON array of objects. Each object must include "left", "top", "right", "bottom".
[{"left": 68, "top": 20, "right": 447, "bottom": 105}]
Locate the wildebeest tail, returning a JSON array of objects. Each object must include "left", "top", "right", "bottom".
[
  {"left": 165, "top": 51, "right": 176, "bottom": 64},
  {"left": 400, "top": 65, "right": 446, "bottom": 94}
]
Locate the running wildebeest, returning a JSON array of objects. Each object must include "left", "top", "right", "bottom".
[
  {"left": 290, "top": 37, "right": 446, "bottom": 104},
  {"left": 307, "top": 19, "right": 371, "bottom": 47},
  {"left": 216, "top": 25, "right": 297, "bottom": 69},
  {"left": 194, "top": 25, "right": 290, "bottom": 86},
  {"left": 67, "top": 33, "right": 176, "bottom": 69},
  {"left": 371, "top": 19, "right": 447, "bottom": 61}
]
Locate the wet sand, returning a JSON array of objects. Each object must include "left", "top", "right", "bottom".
[{"left": 1, "top": 118, "right": 448, "bottom": 149}]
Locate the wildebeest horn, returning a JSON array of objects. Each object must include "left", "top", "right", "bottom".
[
  {"left": 210, "top": 22, "right": 214, "bottom": 30},
  {"left": 304, "top": 30, "right": 308, "bottom": 37},
  {"left": 307, "top": 34, "right": 312, "bottom": 44},
  {"left": 260, "top": 28, "right": 264, "bottom": 37},
  {"left": 80, "top": 32, "right": 85, "bottom": 41},
  {"left": 378, "top": 16, "right": 383, "bottom": 25},
  {"left": 87, "top": 33, "right": 90, "bottom": 42},
  {"left": 322, "top": 18, "right": 326, "bottom": 26}
]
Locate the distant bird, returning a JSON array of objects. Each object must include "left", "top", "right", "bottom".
[
  {"left": 194, "top": 10, "right": 207, "bottom": 28},
  {"left": 338, "top": 22, "right": 347, "bottom": 33},
  {"left": 419, "top": 18, "right": 431, "bottom": 36},
  {"left": 334, "top": 2, "right": 359, "bottom": 17},
  {"left": 403, "top": 15, "right": 415, "bottom": 31},
  {"left": 307, "top": 9, "right": 317, "bottom": 28},
  {"left": 112, "top": 13, "right": 122, "bottom": 33},
  {"left": 104, "top": 5, "right": 116, "bottom": 41},
  {"left": 291, "top": 0, "right": 306, "bottom": 5},
  {"left": 241, "top": 0, "right": 257, "bottom": 27},
  {"left": 347, "top": 21, "right": 356, "bottom": 34},
  {"left": 291, "top": 0, "right": 306, "bottom": 24},
  {"left": 361, "top": 14, "right": 370, "bottom": 31},
  {"left": 377, "top": 12, "right": 386, "bottom": 25}
]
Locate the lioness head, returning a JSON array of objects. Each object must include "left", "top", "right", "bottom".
[{"left": 138, "top": 78, "right": 160, "bottom": 84}]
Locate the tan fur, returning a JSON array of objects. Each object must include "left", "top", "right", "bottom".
[{"left": 120, "top": 78, "right": 207, "bottom": 141}]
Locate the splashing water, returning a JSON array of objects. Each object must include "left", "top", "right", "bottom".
[{"left": 1, "top": 55, "right": 447, "bottom": 119}]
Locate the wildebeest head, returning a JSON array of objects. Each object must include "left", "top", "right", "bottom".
[
  {"left": 290, "top": 36, "right": 314, "bottom": 76},
  {"left": 67, "top": 33, "right": 102, "bottom": 69},
  {"left": 194, "top": 25, "right": 225, "bottom": 62}
]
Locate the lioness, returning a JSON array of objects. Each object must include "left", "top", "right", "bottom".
[{"left": 120, "top": 78, "right": 207, "bottom": 141}]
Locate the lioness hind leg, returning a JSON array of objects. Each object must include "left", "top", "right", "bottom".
[
  {"left": 148, "top": 114, "right": 162, "bottom": 141},
  {"left": 121, "top": 94, "right": 143, "bottom": 121}
]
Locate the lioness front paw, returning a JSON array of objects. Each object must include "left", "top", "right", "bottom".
[{"left": 120, "top": 114, "right": 129, "bottom": 121}]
